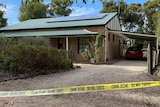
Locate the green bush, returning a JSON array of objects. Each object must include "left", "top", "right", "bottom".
[
  {"left": 0, "top": 37, "right": 72, "bottom": 75},
  {"left": 0, "top": 36, "right": 18, "bottom": 46},
  {"left": 18, "top": 37, "right": 51, "bottom": 47},
  {"left": 80, "top": 33, "right": 103, "bottom": 63}
]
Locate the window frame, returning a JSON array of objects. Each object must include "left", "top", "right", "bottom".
[{"left": 78, "top": 37, "right": 90, "bottom": 53}]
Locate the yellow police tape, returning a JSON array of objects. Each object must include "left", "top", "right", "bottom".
[{"left": 0, "top": 81, "right": 160, "bottom": 97}]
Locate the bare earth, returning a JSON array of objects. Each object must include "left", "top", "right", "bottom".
[{"left": 0, "top": 60, "right": 160, "bottom": 107}]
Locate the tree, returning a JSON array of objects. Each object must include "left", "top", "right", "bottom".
[
  {"left": 75, "top": 0, "right": 106, "bottom": 4},
  {"left": 19, "top": 1, "right": 47, "bottom": 21},
  {"left": 123, "top": 3, "right": 143, "bottom": 32},
  {"left": 20, "top": 0, "right": 73, "bottom": 21},
  {"left": 100, "top": 0, "right": 117, "bottom": 13},
  {"left": 47, "top": 0, "right": 73, "bottom": 17},
  {"left": 143, "top": 0, "right": 160, "bottom": 34},
  {"left": 21, "top": 0, "right": 43, "bottom": 4},
  {"left": 0, "top": 4, "right": 7, "bottom": 27},
  {"left": 100, "top": 0, "right": 143, "bottom": 32}
]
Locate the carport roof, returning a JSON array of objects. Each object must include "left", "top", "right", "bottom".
[{"left": 108, "top": 30, "right": 157, "bottom": 41}]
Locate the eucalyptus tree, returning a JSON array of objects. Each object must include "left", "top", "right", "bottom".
[
  {"left": 0, "top": 4, "right": 7, "bottom": 27},
  {"left": 77, "top": 0, "right": 107, "bottom": 4},
  {"left": 47, "top": 0, "right": 73, "bottom": 17},
  {"left": 100, "top": 0, "right": 143, "bottom": 32},
  {"left": 19, "top": 1, "right": 47, "bottom": 21},
  {"left": 21, "top": 0, "right": 43, "bottom": 4},
  {"left": 143, "top": 0, "right": 160, "bottom": 34},
  {"left": 19, "top": 0, "right": 74, "bottom": 20},
  {"left": 100, "top": 0, "right": 117, "bottom": 13},
  {"left": 125, "top": 3, "right": 143, "bottom": 32}
]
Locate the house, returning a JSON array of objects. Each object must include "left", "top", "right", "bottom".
[{"left": 0, "top": 12, "right": 123, "bottom": 62}]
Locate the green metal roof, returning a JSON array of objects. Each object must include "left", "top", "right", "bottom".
[
  {"left": 0, "top": 13, "right": 117, "bottom": 31},
  {"left": 0, "top": 29, "right": 98, "bottom": 37}
]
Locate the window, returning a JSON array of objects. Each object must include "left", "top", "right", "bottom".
[
  {"left": 113, "top": 35, "right": 115, "bottom": 42},
  {"left": 78, "top": 37, "right": 89, "bottom": 53},
  {"left": 108, "top": 33, "right": 110, "bottom": 41},
  {"left": 58, "top": 38, "right": 63, "bottom": 49}
]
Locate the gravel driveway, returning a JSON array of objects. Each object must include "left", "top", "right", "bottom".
[{"left": 0, "top": 60, "right": 160, "bottom": 107}]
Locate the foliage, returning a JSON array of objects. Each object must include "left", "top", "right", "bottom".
[
  {"left": 0, "top": 36, "right": 18, "bottom": 46},
  {"left": 100, "top": 0, "right": 117, "bottom": 13},
  {"left": 21, "top": 0, "right": 43, "bottom": 4},
  {"left": 0, "top": 4, "right": 7, "bottom": 27},
  {"left": 100, "top": 0, "right": 143, "bottom": 32},
  {"left": 74, "top": 0, "right": 106, "bottom": 4},
  {"left": 18, "top": 37, "right": 51, "bottom": 46},
  {"left": 143, "top": 0, "right": 160, "bottom": 34},
  {"left": 94, "top": 33, "right": 103, "bottom": 63},
  {"left": 47, "top": 0, "right": 73, "bottom": 17},
  {"left": 156, "top": 14, "right": 160, "bottom": 43},
  {"left": 21, "top": 0, "right": 99, "bottom": 4},
  {"left": 0, "top": 37, "right": 72, "bottom": 75},
  {"left": 19, "top": 2, "right": 47, "bottom": 21},
  {"left": 123, "top": 3, "right": 143, "bottom": 32},
  {"left": 81, "top": 33, "right": 103, "bottom": 63},
  {"left": 135, "top": 40, "right": 149, "bottom": 48},
  {"left": 81, "top": 46, "right": 92, "bottom": 61},
  {"left": 19, "top": 0, "right": 73, "bottom": 21}
]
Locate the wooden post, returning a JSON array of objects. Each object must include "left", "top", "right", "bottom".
[
  {"left": 104, "top": 32, "right": 107, "bottom": 62},
  {"left": 66, "top": 36, "right": 68, "bottom": 51},
  {"left": 147, "top": 44, "right": 153, "bottom": 74},
  {"left": 66, "top": 36, "right": 69, "bottom": 58},
  {"left": 156, "top": 37, "right": 159, "bottom": 65}
]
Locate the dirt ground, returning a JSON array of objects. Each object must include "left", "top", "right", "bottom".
[{"left": 0, "top": 60, "right": 160, "bottom": 107}]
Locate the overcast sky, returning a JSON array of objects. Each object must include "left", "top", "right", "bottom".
[{"left": 0, "top": 0, "right": 146, "bottom": 26}]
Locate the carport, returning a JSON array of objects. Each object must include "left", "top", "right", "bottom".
[{"left": 108, "top": 30, "right": 158, "bottom": 75}]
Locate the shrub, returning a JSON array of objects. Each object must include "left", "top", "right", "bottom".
[
  {"left": 81, "top": 46, "right": 92, "bottom": 61},
  {"left": 0, "top": 36, "right": 73, "bottom": 75},
  {"left": 80, "top": 33, "right": 103, "bottom": 63},
  {"left": 18, "top": 37, "right": 51, "bottom": 47},
  {"left": 0, "top": 36, "right": 18, "bottom": 46}
]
